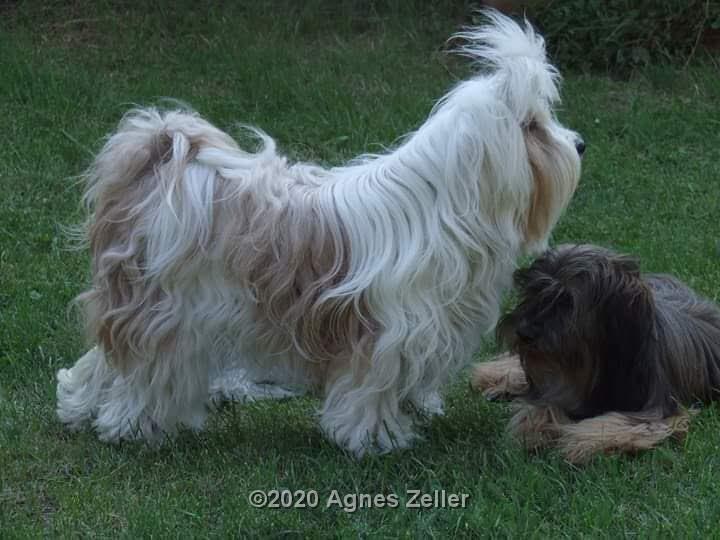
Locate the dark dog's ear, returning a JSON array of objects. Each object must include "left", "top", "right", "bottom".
[
  {"left": 496, "top": 311, "right": 520, "bottom": 347},
  {"left": 499, "top": 266, "right": 573, "bottom": 349},
  {"left": 596, "top": 276, "right": 659, "bottom": 411},
  {"left": 610, "top": 252, "right": 642, "bottom": 277},
  {"left": 497, "top": 312, "right": 543, "bottom": 348}
]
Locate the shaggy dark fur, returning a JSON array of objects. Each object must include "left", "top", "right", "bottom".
[
  {"left": 472, "top": 244, "right": 720, "bottom": 462},
  {"left": 498, "top": 244, "right": 720, "bottom": 420}
]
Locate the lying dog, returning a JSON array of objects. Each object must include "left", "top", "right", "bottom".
[{"left": 473, "top": 244, "right": 720, "bottom": 462}]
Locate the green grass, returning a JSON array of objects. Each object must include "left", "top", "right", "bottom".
[{"left": 2, "top": 2, "right": 720, "bottom": 537}]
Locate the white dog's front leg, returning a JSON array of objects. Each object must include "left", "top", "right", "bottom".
[{"left": 319, "top": 368, "right": 419, "bottom": 458}]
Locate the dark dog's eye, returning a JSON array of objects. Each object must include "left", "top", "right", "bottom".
[{"left": 526, "top": 119, "right": 539, "bottom": 131}]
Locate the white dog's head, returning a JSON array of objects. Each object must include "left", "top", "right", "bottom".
[{"left": 450, "top": 11, "right": 584, "bottom": 253}]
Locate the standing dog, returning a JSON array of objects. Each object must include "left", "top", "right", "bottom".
[
  {"left": 56, "top": 12, "right": 583, "bottom": 456},
  {"left": 473, "top": 244, "right": 720, "bottom": 462}
]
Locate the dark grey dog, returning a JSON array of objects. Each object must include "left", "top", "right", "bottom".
[{"left": 473, "top": 244, "right": 720, "bottom": 462}]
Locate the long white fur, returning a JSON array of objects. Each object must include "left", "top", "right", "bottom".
[{"left": 56, "top": 12, "right": 581, "bottom": 456}]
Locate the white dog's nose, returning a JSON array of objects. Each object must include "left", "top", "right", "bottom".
[{"left": 575, "top": 138, "right": 586, "bottom": 156}]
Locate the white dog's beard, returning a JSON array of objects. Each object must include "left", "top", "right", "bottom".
[{"left": 56, "top": 11, "right": 581, "bottom": 456}]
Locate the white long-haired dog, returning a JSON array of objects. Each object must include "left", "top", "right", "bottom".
[{"left": 56, "top": 12, "right": 584, "bottom": 456}]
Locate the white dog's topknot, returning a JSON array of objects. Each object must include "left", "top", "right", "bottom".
[
  {"left": 455, "top": 10, "right": 547, "bottom": 65},
  {"left": 453, "top": 10, "right": 560, "bottom": 121}
]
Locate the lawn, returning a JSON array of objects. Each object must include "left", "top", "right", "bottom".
[{"left": 1, "top": 2, "right": 719, "bottom": 537}]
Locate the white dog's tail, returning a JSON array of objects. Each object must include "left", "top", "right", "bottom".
[
  {"left": 454, "top": 10, "right": 561, "bottom": 121},
  {"left": 77, "top": 108, "right": 272, "bottom": 367}
]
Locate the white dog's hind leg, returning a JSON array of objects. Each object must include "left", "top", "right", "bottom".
[
  {"left": 95, "top": 344, "right": 210, "bottom": 443},
  {"left": 56, "top": 347, "right": 112, "bottom": 430},
  {"left": 57, "top": 342, "right": 210, "bottom": 443}
]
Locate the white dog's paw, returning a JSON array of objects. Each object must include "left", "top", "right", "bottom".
[
  {"left": 321, "top": 410, "right": 419, "bottom": 458},
  {"left": 56, "top": 347, "right": 112, "bottom": 431},
  {"left": 409, "top": 391, "right": 445, "bottom": 418},
  {"left": 56, "top": 367, "right": 93, "bottom": 430},
  {"left": 372, "top": 422, "right": 421, "bottom": 456}
]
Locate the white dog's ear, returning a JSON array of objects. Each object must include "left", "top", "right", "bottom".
[{"left": 454, "top": 10, "right": 561, "bottom": 124}]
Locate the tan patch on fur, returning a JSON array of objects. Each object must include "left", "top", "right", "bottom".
[
  {"left": 220, "top": 187, "right": 377, "bottom": 379},
  {"left": 83, "top": 148, "right": 172, "bottom": 365},
  {"left": 471, "top": 352, "right": 527, "bottom": 399},
  {"left": 82, "top": 109, "right": 380, "bottom": 382},
  {"left": 523, "top": 126, "right": 554, "bottom": 245},
  {"left": 80, "top": 124, "right": 232, "bottom": 370}
]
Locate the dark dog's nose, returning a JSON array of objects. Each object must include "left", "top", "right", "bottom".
[{"left": 575, "top": 139, "right": 586, "bottom": 156}]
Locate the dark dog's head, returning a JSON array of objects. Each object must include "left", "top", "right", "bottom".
[{"left": 498, "top": 244, "right": 674, "bottom": 419}]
